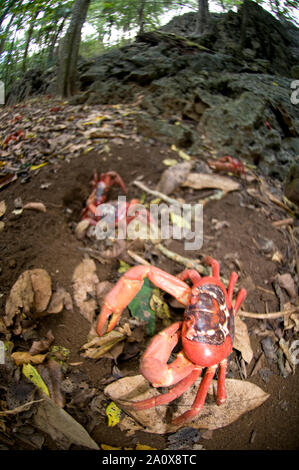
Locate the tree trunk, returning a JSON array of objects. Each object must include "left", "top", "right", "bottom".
[
  {"left": 22, "top": 10, "right": 39, "bottom": 72},
  {"left": 57, "top": 0, "right": 91, "bottom": 98},
  {"left": 195, "top": 0, "right": 209, "bottom": 34},
  {"left": 47, "top": 15, "right": 68, "bottom": 66},
  {"left": 138, "top": 0, "right": 146, "bottom": 34}
]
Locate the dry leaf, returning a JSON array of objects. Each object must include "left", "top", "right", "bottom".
[
  {"left": 80, "top": 329, "right": 126, "bottom": 359},
  {"left": 182, "top": 173, "right": 240, "bottom": 192},
  {"left": 72, "top": 258, "right": 99, "bottom": 323},
  {"left": 234, "top": 316, "right": 254, "bottom": 364},
  {"left": 156, "top": 161, "right": 193, "bottom": 195},
  {"left": 11, "top": 351, "right": 47, "bottom": 366},
  {"left": 29, "top": 330, "right": 55, "bottom": 355},
  {"left": 75, "top": 219, "right": 90, "bottom": 239},
  {"left": 30, "top": 269, "right": 52, "bottom": 313},
  {"left": 33, "top": 393, "right": 99, "bottom": 450},
  {"left": 276, "top": 273, "right": 297, "bottom": 299},
  {"left": 105, "top": 375, "right": 269, "bottom": 434},
  {"left": 0, "top": 200, "right": 6, "bottom": 217},
  {"left": 5, "top": 269, "right": 52, "bottom": 326},
  {"left": 47, "top": 286, "right": 73, "bottom": 314},
  {"left": 38, "top": 359, "right": 65, "bottom": 408},
  {"left": 23, "top": 202, "right": 47, "bottom": 213}
]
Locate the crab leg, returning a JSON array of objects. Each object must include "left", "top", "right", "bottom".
[
  {"left": 97, "top": 265, "right": 191, "bottom": 336},
  {"left": 233, "top": 288, "right": 247, "bottom": 315},
  {"left": 172, "top": 364, "right": 218, "bottom": 425},
  {"left": 216, "top": 358, "right": 228, "bottom": 405},
  {"left": 131, "top": 368, "right": 202, "bottom": 411},
  {"left": 204, "top": 256, "right": 220, "bottom": 278},
  {"left": 176, "top": 269, "right": 201, "bottom": 284}
]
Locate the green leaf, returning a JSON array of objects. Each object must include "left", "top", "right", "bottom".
[
  {"left": 22, "top": 363, "right": 50, "bottom": 396},
  {"left": 128, "top": 278, "right": 156, "bottom": 336}
]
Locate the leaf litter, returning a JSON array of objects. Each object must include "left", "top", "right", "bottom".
[{"left": 0, "top": 96, "right": 298, "bottom": 450}]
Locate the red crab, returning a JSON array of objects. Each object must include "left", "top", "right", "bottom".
[
  {"left": 82, "top": 170, "right": 152, "bottom": 230},
  {"left": 97, "top": 256, "right": 247, "bottom": 424},
  {"left": 82, "top": 170, "right": 127, "bottom": 225},
  {"left": 208, "top": 155, "right": 246, "bottom": 175}
]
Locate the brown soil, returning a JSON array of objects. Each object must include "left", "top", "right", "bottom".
[{"left": 1, "top": 136, "right": 299, "bottom": 451}]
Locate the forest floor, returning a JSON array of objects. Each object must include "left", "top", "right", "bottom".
[{"left": 0, "top": 98, "right": 298, "bottom": 451}]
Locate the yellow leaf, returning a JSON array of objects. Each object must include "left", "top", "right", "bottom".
[
  {"left": 118, "top": 260, "right": 132, "bottom": 273},
  {"left": 136, "top": 444, "right": 157, "bottom": 450},
  {"left": 163, "top": 159, "right": 178, "bottom": 166},
  {"left": 0, "top": 161, "right": 6, "bottom": 167},
  {"left": 106, "top": 401, "right": 121, "bottom": 427},
  {"left": 83, "top": 146, "right": 94, "bottom": 154},
  {"left": 30, "top": 162, "right": 48, "bottom": 171},
  {"left": 22, "top": 363, "right": 49, "bottom": 396},
  {"left": 101, "top": 444, "right": 122, "bottom": 450},
  {"left": 171, "top": 144, "right": 191, "bottom": 161}
]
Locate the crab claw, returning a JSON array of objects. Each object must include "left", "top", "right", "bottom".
[{"left": 97, "top": 265, "right": 191, "bottom": 336}]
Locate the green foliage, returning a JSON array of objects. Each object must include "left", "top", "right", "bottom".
[{"left": 0, "top": 0, "right": 297, "bottom": 94}]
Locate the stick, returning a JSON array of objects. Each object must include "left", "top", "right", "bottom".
[
  {"left": 127, "top": 249, "right": 151, "bottom": 266},
  {"left": 133, "top": 180, "right": 183, "bottom": 207},
  {"left": 156, "top": 243, "right": 208, "bottom": 275},
  {"left": 288, "top": 226, "right": 299, "bottom": 275},
  {"left": 238, "top": 306, "right": 298, "bottom": 319},
  {"left": 272, "top": 217, "right": 294, "bottom": 227}
]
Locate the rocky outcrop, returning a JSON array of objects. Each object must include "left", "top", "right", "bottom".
[{"left": 7, "top": 1, "right": 299, "bottom": 180}]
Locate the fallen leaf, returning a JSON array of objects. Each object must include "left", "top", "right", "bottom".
[
  {"left": 0, "top": 200, "right": 6, "bottom": 217},
  {"left": 29, "top": 330, "right": 55, "bottom": 355},
  {"left": 22, "top": 363, "right": 50, "bottom": 396},
  {"left": 276, "top": 273, "right": 297, "bottom": 299},
  {"left": 162, "top": 159, "right": 178, "bottom": 166},
  {"left": 234, "top": 316, "right": 254, "bottom": 364},
  {"left": 47, "top": 286, "right": 73, "bottom": 314},
  {"left": 101, "top": 444, "right": 122, "bottom": 450},
  {"left": 38, "top": 359, "right": 65, "bottom": 407},
  {"left": 30, "top": 269, "right": 52, "bottom": 313},
  {"left": 72, "top": 258, "right": 99, "bottom": 323},
  {"left": 106, "top": 401, "right": 122, "bottom": 427},
  {"left": 23, "top": 202, "right": 47, "bottom": 213},
  {"left": 136, "top": 444, "right": 157, "bottom": 450},
  {"left": 171, "top": 144, "right": 191, "bottom": 161},
  {"left": 182, "top": 173, "right": 240, "bottom": 192},
  {"left": 0, "top": 221, "right": 5, "bottom": 232},
  {"left": 128, "top": 278, "right": 156, "bottom": 336},
  {"left": 105, "top": 375, "right": 269, "bottom": 434},
  {"left": 33, "top": 393, "right": 99, "bottom": 450},
  {"left": 75, "top": 219, "right": 90, "bottom": 239},
  {"left": 11, "top": 351, "right": 47, "bottom": 366},
  {"left": 30, "top": 163, "right": 48, "bottom": 171},
  {"left": 0, "top": 173, "right": 17, "bottom": 189},
  {"left": 81, "top": 329, "right": 126, "bottom": 359},
  {"left": 4, "top": 269, "right": 52, "bottom": 326}
]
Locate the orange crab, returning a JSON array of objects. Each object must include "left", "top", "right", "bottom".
[{"left": 97, "top": 256, "right": 246, "bottom": 424}]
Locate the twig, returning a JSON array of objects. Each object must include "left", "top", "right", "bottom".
[
  {"left": 238, "top": 306, "right": 298, "bottom": 319},
  {"left": 127, "top": 250, "right": 151, "bottom": 266},
  {"left": 0, "top": 399, "right": 44, "bottom": 416},
  {"left": 156, "top": 243, "right": 208, "bottom": 275},
  {"left": 133, "top": 180, "right": 183, "bottom": 207},
  {"left": 288, "top": 226, "right": 299, "bottom": 275},
  {"left": 272, "top": 217, "right": 294, "bottom": 227}
]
